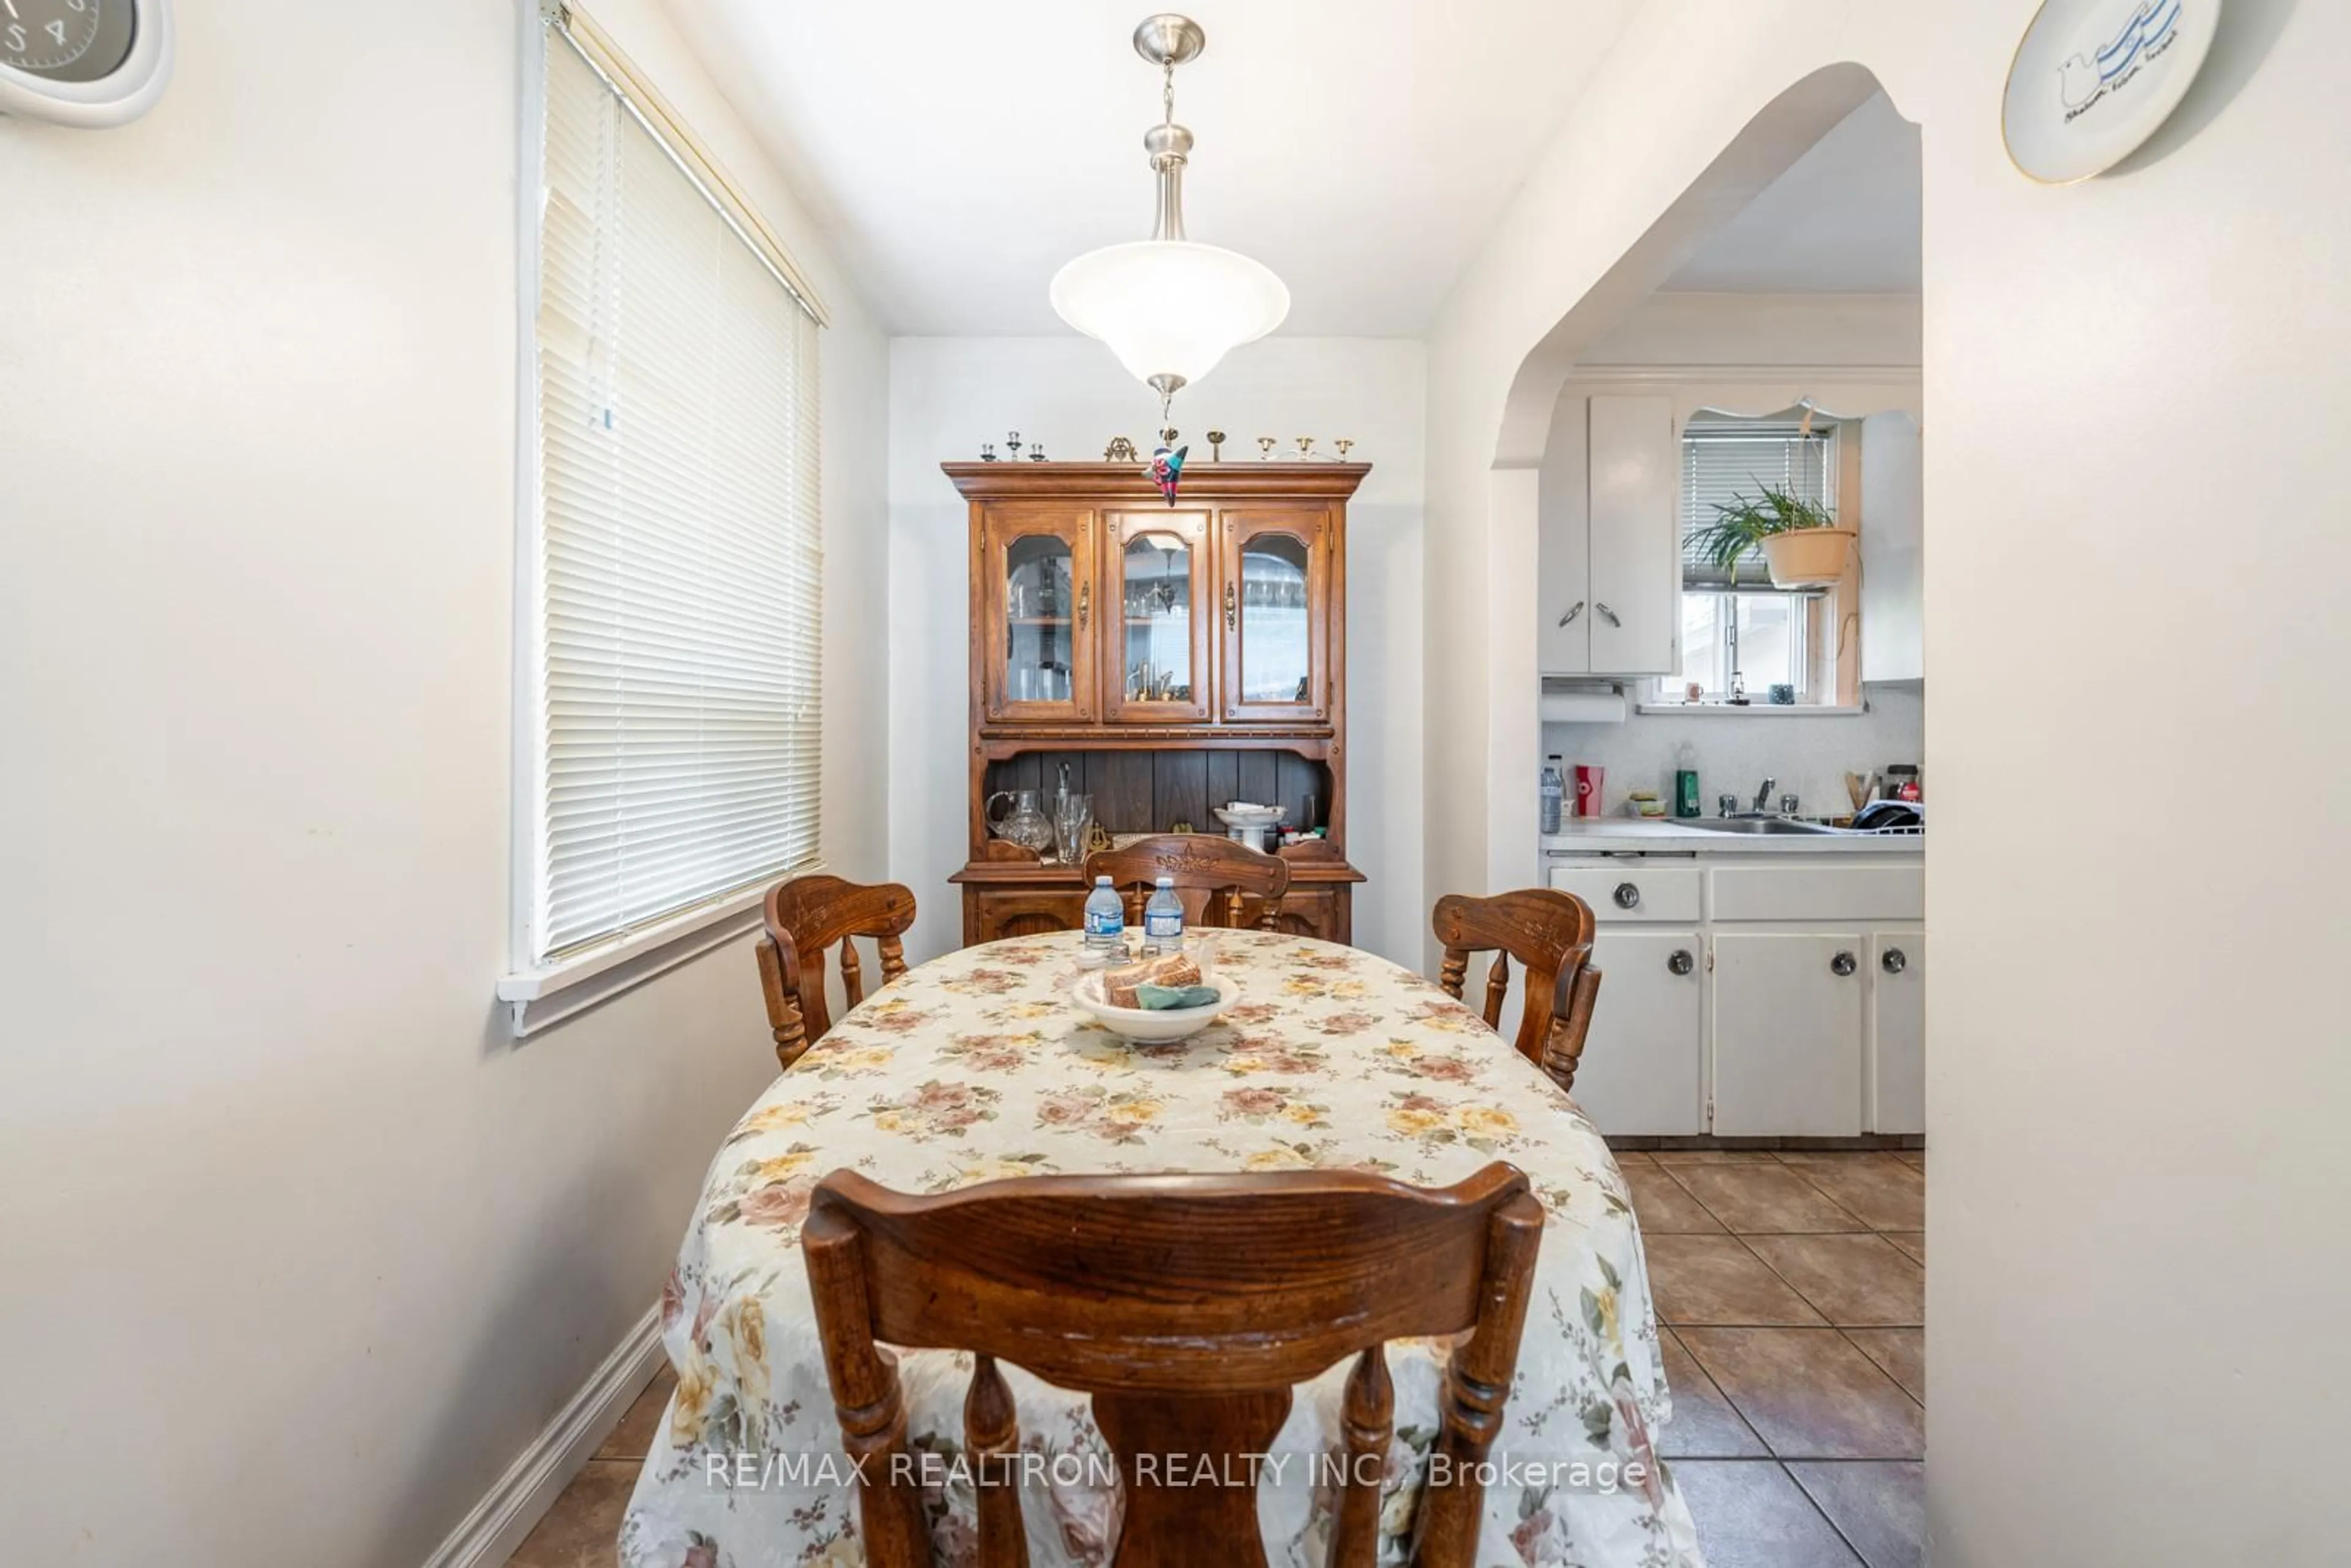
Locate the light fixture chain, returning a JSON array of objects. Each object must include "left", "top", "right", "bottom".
[{"left": 1163, "top": 57, "right": 1175, "bottom": 126}]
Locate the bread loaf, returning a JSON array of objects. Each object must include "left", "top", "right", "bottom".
[{"left": 1103, "top": 951, "right": 1201, "bottom": 1008}]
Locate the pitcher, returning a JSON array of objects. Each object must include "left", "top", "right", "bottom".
[{"left": 984, "top": 789, "right": 1056, "bottom": 855}]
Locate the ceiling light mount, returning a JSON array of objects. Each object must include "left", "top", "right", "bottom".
[
  {"left": 1131, "top": 13, "right": 1206, "bottom": 69},
  {"left": 1051, "top": 13, "right": 1288, "bottom": 421}
]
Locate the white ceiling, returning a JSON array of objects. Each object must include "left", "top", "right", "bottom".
[
  {"left": 673, "top": 1, "right": 1636, "bottom": 336},
  {"left": 1663, "top": 92, "right": 1921, "bottom": 294}
]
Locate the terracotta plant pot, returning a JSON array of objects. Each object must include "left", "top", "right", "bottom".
[{"left": 1758, "top": 527, "right": 1858, "bottom": 588}]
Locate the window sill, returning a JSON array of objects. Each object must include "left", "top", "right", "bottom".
[
  {"left": 1636, "top": 703, "right": 1868, "bottom": 718},
  {"left": 495, "top": 877, "right": 801, "bottom": 1037}
]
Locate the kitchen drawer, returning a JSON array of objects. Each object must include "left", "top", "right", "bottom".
[
  {"left": 1548, "top": 864, "right": 1702, "bottom": 923},
  {"left": 1708, "top": 863, "right": 1924, "bottom": 923}
]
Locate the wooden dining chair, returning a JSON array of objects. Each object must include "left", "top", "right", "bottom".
[
  {"left": 756, "top": 874, "right": 918, "bottom": 1071},
  {"left": 1431, "top": 889, "right": 1603, "bottom": 1094},
  {"left": 1082, "top": 833, "right": 1291, "bottom": 931},
  {"left": 803, "top": 1162, "right": 1543, "bottom": 1568}
]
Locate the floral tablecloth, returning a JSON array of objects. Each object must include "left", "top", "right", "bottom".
[{"left": 621, "top": 931, "right": 1703, "bottom": 1568}]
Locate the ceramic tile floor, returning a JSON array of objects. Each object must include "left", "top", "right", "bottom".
[
  {"left": 508, "top": 1149, "right": 1924, "bottom": 1567},
  {"left": 1633, "top": 1149, "right": 1926, "bottom": 1568}
]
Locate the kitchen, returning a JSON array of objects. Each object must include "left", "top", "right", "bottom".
[{"left": 1532, "top": 92, "right": 1928, "bottom": 1146}]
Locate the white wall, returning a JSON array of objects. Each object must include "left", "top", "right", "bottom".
[
  {"left": 0, "top": 3, "right": 888, "bottom": 1563},
  {"left": 1578, "top": 290, "right": 1922, "bottom": 369},
  {"left": 1427, "top": 1, "right": 2351, "bottom": 1560},
  {"left": 888, "top": 336, "right": 1427, "bottom": 968}
]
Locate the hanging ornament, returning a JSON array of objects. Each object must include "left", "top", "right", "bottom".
[{"left": 1147, "top": 441, "right": 1188, "bottom": 505}]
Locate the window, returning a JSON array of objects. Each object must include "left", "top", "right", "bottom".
[
  {"left": 521, "top": 14, "right": 827, "bottom": 967},
  {"left": 1666, "top": 418, "right": 1834, "bottom": 703}
]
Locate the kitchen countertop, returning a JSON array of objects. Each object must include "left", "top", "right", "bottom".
[{"left": 1542, "top": 819, "right": 1925, "bottom": 855}]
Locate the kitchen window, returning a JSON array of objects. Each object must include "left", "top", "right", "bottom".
[
  {"left": 508, "top": 7, "right": 828, "bottom": 999},
  {"left": 1662, "top": 416, "right": 1835, "bottom": 705}
]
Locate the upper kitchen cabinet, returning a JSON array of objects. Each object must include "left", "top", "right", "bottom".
[
  {"left": 1860, "top": 409, "right": 1924, "bottom": 682},
  {"left": 1538, "top": 392, "right": 1678, "bottom": 677},
  {"left": 1217, "top": 506, "right": 1335, "bottom": 725},
  {"left": 978, "top": 503, "right": 1098, "bottom": 724}
]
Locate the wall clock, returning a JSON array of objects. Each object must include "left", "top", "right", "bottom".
[
  {"left": 2003, "top": 0, "right": 2220, "bottom": 184},
  {"left": 0, "top": 0, "right": 173, "bottom": 127}
]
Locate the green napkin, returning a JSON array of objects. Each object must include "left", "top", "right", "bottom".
[{"left": 1135, "top": 983, "right": 1220, "bottom": 1011}]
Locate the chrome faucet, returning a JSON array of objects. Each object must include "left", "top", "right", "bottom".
[{"left": 1753, "top": 778, "right": 1777, "bottom": 814}]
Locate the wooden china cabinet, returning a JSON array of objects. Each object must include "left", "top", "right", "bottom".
[{"left": 947, "top": 460, "right": 1368, "bottom": 947}]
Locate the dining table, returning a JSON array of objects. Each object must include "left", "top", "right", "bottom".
[{"left": 620, "top": 929, "right": 1704, "bottom": 1568}]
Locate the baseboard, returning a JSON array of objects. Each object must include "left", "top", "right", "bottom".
[{"left": 422, "top": 1303, "right": 666, "bottom": 1568}]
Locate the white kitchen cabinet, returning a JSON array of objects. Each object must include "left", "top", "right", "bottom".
[
  {"left": 1711, "top": 931, "right": 1867, "bottom": 1136},
  {"left": 1570, "top": 929, "right": 1706, "bottom": 1136},
  {"left": 1537, "top": 391, "right": 1677, "bottom": 676},
  {"left": 1859, "top": 410, "right": 1924, "bottom": 683},
  {"left": 1869, "top": 929, "right": 1925, "bottom": 1135}
]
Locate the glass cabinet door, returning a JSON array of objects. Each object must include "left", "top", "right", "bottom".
[
  {"left": 1218, "top": 507, "right": 1332, "bottom": 724},
  {"left": 1102, "top": 510, "right": 1212, "bottom": 723},
  {"left": 982, "top": 506, "right": 1095, "bottom": 722}
]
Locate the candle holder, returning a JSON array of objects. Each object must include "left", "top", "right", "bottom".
[
  {"left": 1334, "top": 438, "right": 1354, "bottom": 459},
  {"left": 1256, "top": 437, "right": 1276, "bottom": 460},
  {"left": 980, "top": 442, "right": 997, "bottom": 462},
  {"left": 1205, "top": 430, "right": 1226, "bottom": 461},
  {"left": 1295, "top": 437, "right": 1314, "bottom": 458},
  {"left": 1005, "top": 430, "right": 1024, "bottom": 463}
]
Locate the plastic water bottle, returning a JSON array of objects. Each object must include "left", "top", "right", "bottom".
[
  {"left": 1142, "top": 874, "right": 1184, "bottom": 956},
  {"left": 1540, "top": 756, "right": 1565, "bottom": 835},
  {"left": 1082, "top": 875, "right": 1125, "bottom": 962}
]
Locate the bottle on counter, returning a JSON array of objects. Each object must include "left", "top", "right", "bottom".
[
  {"left": 1540, "top": 756, "right": 1565, "bottom": 835},
  {"left": 1142, "top": 874, "right": 1184, "bottom": 956},
  {"left": 1674, "top": 741, "right": 1701, "bottom": 819},
  {"left": 1082, "top": 875, "right": 1126, "bottom": 965}
]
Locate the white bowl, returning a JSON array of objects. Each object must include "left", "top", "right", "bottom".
[{"left": 1070, "top": 972, "right": 1243, "bottom": 1043}]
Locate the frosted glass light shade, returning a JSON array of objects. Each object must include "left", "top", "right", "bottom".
[{"left": 1050, "top": 239, "right": 1289, "bottom": 389}]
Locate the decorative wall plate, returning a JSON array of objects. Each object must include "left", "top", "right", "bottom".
[
  {"left": 2003, "top": 0, "right": 2219, "bottom": 184},
  {"left": 0, "top": 0, "right": 174, "bottom": 127}
]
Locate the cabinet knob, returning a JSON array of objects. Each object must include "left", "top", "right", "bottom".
[
  {"left": 1612, "top": 882, "right": 1641, "bottom": 909},
  {"left": 1224, "top": 582, "right": 1237, "bottom": 629},
  {"left": 1881, "top": 947, "right": 1907, "bottom": 975},
  {"left": 1668, "top": 948, "right": 1694, "bottom": 975},
  {"left": 1831, "top": 951, "right": 1858, "bottom": 977},
  {"left": 1558, "top": 600, "right": 1584, "bottom": 628},
  {"left": 1594, "top": 601, "right": 1621, "bottom": 627}
]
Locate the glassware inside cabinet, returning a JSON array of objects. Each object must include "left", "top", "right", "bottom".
[
  {"left": 1239, "top": 533, "right": 1312, "bottom": 704},
  {"left": 1003, "top": 535, "right": 1076, "bottom": 706},
  {"left": 1120, "top": 528, "right": 1194, "bottom": 704}
]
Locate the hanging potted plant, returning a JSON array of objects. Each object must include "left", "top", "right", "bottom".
[{"left": 1685, "top": 482, "right": 1857, "bottom": 589}]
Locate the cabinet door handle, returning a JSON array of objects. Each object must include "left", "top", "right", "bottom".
[
  {"left": 1612, "top": 882, "right": 1641, "bottom": 909},
  {"left": 1078, "top": 581, "right": 1090, "bottom": 629},
  {"left": 1881, "top": 947, "right": 1907, "bottom": 975},
  {"left": 1594, "top": 601, "right": 1621, "bottom": 627},
  {"left": 1224, "top": 582, "right": 1237, "bottom": 630},
  {"left": 1668, "top": 948, "right": 1693, "bottom": 975},
  {"left": 1558, "top": 600, "right": 1584, "bottom": 628},
  {"left": 1831, "top": 951, "right": 1858, "bottom": 977}
]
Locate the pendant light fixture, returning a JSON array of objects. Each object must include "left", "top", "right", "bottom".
[{"left": 1050, "top": 14, "right": 1289, "bottom": 421}]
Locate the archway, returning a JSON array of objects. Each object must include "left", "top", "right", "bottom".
[{"left": 1474, "top": 62, "right": 1910, "bottom": 896}]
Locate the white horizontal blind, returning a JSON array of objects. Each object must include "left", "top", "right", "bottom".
[
  {"left": 1681, "top": 422, "right": 1834, "bottom": 586},
  {"left": 532, "top": 26, "right": 822, "bottom": 962}
]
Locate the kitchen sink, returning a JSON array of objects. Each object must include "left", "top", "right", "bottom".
[{"left": 1686, "top": 816, "right": 1843, "bottom": 835}]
